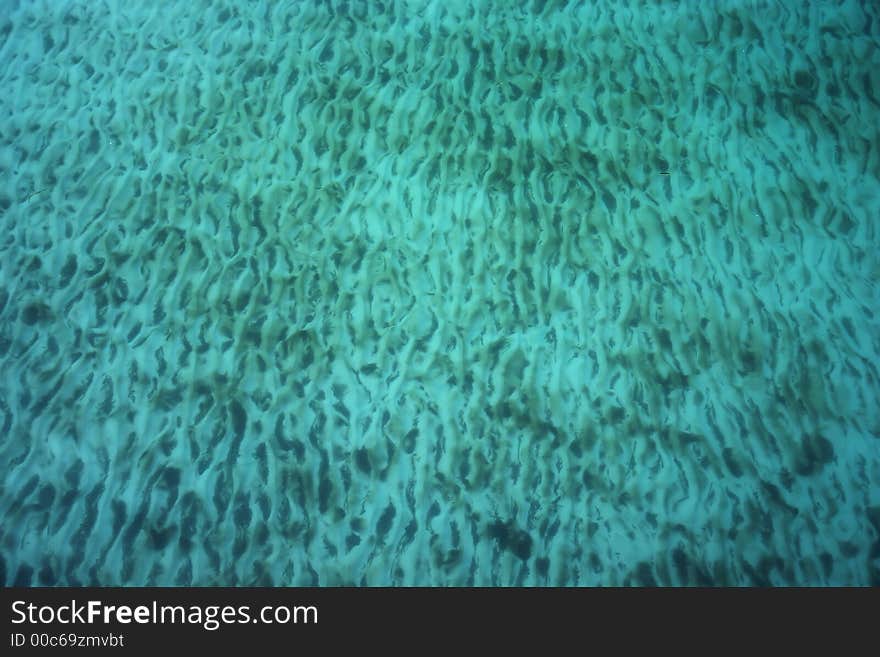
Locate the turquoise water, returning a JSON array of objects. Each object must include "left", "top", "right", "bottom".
[{"left": 0, "top": 0, "right": 878, "bottom": 586}]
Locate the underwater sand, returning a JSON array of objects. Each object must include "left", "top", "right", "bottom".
[{"left": 1, "top": 0, "right": 879, "bottom": 585}]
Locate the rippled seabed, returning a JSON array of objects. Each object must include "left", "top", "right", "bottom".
[{"left": 1, "top": 0, "right": 879, "bottom": 586}]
